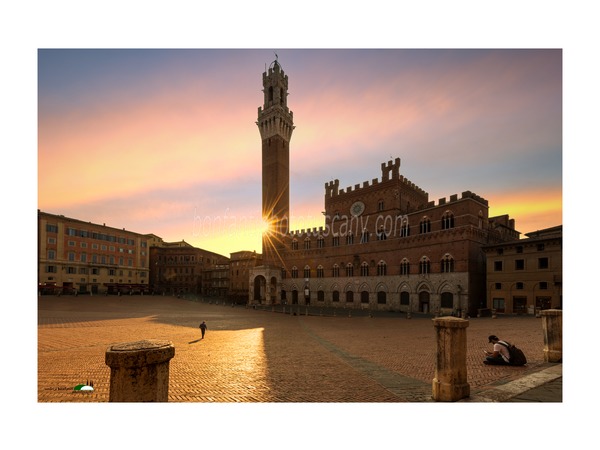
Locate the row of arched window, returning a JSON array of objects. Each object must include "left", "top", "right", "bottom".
[
  {"left": 283, "top": 255, "right": 455, "bottom": 279},
  {"left": 291, "top": 212, "right": 456, "bottom": 250},
  {"left": 280, "top": 290, "right": 455, "bottom": 308}
]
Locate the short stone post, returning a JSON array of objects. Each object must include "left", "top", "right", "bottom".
[
  {"left": 432, "top": 317, "right": 470, "bottom": 402},
  {"left": 105, "top": 339, "right": 175, "bottom": 402},
  {"left": 541, "top": 309, "right": 562, "bottom": 363}
]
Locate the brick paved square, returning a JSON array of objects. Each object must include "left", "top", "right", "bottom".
[{"left": 38, "top": 295, "right": 554, "bottom": 403}]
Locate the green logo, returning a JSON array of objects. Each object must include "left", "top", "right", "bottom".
[{"left": 73, "top": 381, "right": 94, "bottom": 392}]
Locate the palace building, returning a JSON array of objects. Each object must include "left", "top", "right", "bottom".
[
  {"left": 483, "top": 225, "right": 562, "bottom": 313},
  {"left": 249, "top": 59, "right": 522, "bottom": 316},
  {"left": 38, "top": 210, "right": 152, "bottom": 295}
]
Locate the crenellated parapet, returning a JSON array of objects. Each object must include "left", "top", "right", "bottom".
[
  {"left": 288, "top": 226, "right": 325, "bottom": 238},
  {"left": 460, "top": 190, "right": 488, "bottom": 206},
  {"left": 325, "top": 179, "right": 339, "bottom": 198},
  {"left": 324, "top": 159, "right": 427, "bottom": 200},
  {"left": 257, "top": 59, "right": 295, "bottom": 143},
  {"left": 426, "top": 190, "right": 489, "bottom": 208},
  {"left": 257, "top": 110, "right": 295, "bottom": 141},
  {"left": 381, "top": 157, "right": 401, "bottom": 181}
]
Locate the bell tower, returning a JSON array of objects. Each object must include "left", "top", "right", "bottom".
[{"left": 257, "top": 58, "right": 294, "bottom": 258}]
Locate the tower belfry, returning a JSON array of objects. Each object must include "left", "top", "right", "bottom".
[{"left": 257, "top": 59, "right": 295, "bottom": 257}]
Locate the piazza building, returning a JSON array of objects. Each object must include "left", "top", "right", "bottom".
[{"left": 249, "top": 59, "right": 523, "bottom": 316}]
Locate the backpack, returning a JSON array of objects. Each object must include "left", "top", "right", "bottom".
[{"left": 499, "top": 341, "right": 527, "bottom": 366}]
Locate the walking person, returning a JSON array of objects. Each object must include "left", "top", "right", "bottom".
[
  {"left": 484, "top": 335, "right": 510, "bottom": 365},
  {"left": 199, "top": 321, "right": 207, "bottom": 339}
]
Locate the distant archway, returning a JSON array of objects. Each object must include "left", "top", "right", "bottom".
[
  {"left": 253, "top": 275, "right": 266, "bottom": 302},
  {"left": 419, "top": 290, "right": 430, "bottom": 313}
]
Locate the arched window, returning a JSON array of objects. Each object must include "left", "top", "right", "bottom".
[
  {"left": 377, "top": 225, "right": 387, "bottom": 240},
  {"left": 317, "top": 290, "right": 325, "bottom": 302},
  {"left": 317, "top": 236, "right": 325, "bottom": 248},
  {"left": 360, "top": 229, "right": 369, "bottom": 243},
  {"left": 346, "top": 263, "right": 354, "bottom": 277},
  {"left": 332, "top": 290, "right": 340, "bottom": 302},
  {"left": 281, "top": 267, "right": 287, "bottom": 279},
  {"left": 332, "top": 264, "right": 340, "bottom": 277},
  {"left": 400, "top": 218, "right": 410, "bottom": 237},
  {"left": 377, "top": 291, "right": 387, "bottom": 304},
  {"left": 360, "top": 262, "right": 369, "bottom": 276},
  {"left": 317, "top": 265, "right": 324, "bottom": 278},
  {"left": 361, "top": 291, "right": 369, "bottom": 303},
  {"left": 400, "top": 258, "right": 410, "bottom": 276},
  {"left": 304, "top": 237, "right": 311, "bottom": 250},
  {"left": 377, "top": 261, "right": 387, "bottom": 276},
  {"left": 268, "top": 86, "right": 274, "bottom": 103},
  {"left": 419, "top": 257, "right": 430, "bottom": 274},
  {"left": 420, "top": 217, "right": 431, "bottom": 234},
  {"left": 303, "top": 265, "right": 311, "bottom": 278},
  {"left": 291, "top": 266, "right": 298, "bottom": 278},
  {"left": 441, "top": 254, "right": 455, "bottom": 273},
  {"left": 346, "top": 232, "right": 354, "bottom": 245},
  {"left": 291, "top": 239, "right": 298, "bottom": 250},
  {"left": 346, "top": 290, "right": 354, "bottom": 303},
  {"left": 442, "top": 211, "right": 455, "bottom": 230}
]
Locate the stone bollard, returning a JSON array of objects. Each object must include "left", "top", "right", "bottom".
[
  {"left": 541, "top": 309, "right": 562, "bottom": 363},
  {"left": 432, "top": 317, "right": 470, "bottom": 402},
  {"left": 492, "top": 308, "right": 497, "bottom": 319},
  {"left": 406, "top": 311, "right": 412, "bottom": 319},
  {"left": 105, "top": 339, "right": 175, "bottom": 402}
]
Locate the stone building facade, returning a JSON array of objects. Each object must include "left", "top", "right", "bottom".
[
  {"left": 250, "top": 60, "right": 521, "bottom": 316},
  {"left": 229, "top": 251, "right": 262, "bottom": 303},
  {"left": 38, "top": 210, "right": 151, "bottom": 295},
  {"left": 149, "top": 238, "right": 228, "bottom": 296},
  {"left": 483, "top": 225, "right": 562, "bottom": 313},
  {"left": 38, "top": 211, "right": 230, "bottom": 297}
]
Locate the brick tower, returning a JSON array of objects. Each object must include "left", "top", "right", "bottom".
[{"left": 257, "top": 58, "right": 294, "bottom": 260}]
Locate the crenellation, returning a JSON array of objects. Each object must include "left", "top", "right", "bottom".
[
  {"left": 381, "top": 157, "right": 401, "bottom": 181},
  {"left": 325, "top": 179, "right": 339, "bottom": 198},
  {"left": 250, "top": 60, "right": 559, "bottom": 318},
  {"left": 324, "top": 159, "right": 427, "bottom": 200},
  {"left": 461, "top": 191, "right": 488, "bottom": 206},
  {"left": 288, "top": 226, "right": 327, "bottom": 238}
]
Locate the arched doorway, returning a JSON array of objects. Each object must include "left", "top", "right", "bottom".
[
  {"left": 253, "top": 275, "right": 266, "bottom": 302},
  {"left": 419, "top": 290, "right": 430, "bottom": 313}
]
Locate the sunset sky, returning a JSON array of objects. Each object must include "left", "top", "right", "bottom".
[
  {"left": 38, "top": 49, "right": 562, "bottom": 257},
  {"left": 7, "top": 0, "right": 598, "bottom": 444}
]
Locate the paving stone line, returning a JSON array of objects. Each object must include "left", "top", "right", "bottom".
[{"left": 299, "top": 320, "right": 433, "bottom": 402}]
